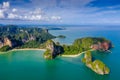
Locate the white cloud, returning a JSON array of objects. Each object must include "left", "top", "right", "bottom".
[
  {"left": 12, "top": 8, "right": 17, "bottom": 12},
  {"left": 2, "top": 2, "right": 10, "bottom": 9},
  {"left": 51, "top": 16, "right": 61, "bottom": 20},
  {"left": 0, "top": 2, "right": 10, "bottom": 18},
  {"left": 0, "top": 2, "right": 62, "bottom": 22},
  {"left": 0, "top": 10, "right": 5, "bottom": 18},
  {"left": 25, "top": 15, "right": 42, "bottom": 20},
  {"left": 31, "top": 8, "right": 44, "bottom": 15},
  {"left": 8, "top": 13, "right": 17, "bottom": 19}
]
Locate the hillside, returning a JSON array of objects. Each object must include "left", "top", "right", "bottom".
[{"left": 0, "top": 25, "right": 55, "bottom": 52}]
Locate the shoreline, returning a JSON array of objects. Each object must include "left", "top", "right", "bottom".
[
  {"left": 0, "top": 48, "right": 46, "bottom": 54},
  {"left": 12, "top": 48, "right": 46, "bottom": 51},
  {"left": 61, "top": 49, "right": 94, "bottom": 57},
  {"left": 0, "top": 48, "right": 94, "bottom": 58}
]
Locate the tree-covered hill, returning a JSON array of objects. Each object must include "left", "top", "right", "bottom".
[{"left": 0, "top": 25, "right": 55, "bottom": 51}]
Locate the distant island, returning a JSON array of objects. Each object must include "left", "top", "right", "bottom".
[
  {"left": 47, "top": 27, "right": 66, "bottom": 30},
  {"left": 57, "top": 35, "right": 66, "bottom": 38},
  {"left": 0, "top": 25, "right": 113, "bottom": 75}
]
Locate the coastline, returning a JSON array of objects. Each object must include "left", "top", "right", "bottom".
[
  {"left": 61, "top": 49, "right": 94, "bottom": 57},
  {"left": 12, "top": 48, "right": 46, "bottom": 51},
  {"left": 0, "top": 48, "right": 46, "bottom": 54},
  {"left": 0, "top": 48, "right": 93, "bottom": 58}
]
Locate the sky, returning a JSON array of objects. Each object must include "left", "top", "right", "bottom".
[{"left": 0, "top": 0, "right": 120, "bottom": 25}]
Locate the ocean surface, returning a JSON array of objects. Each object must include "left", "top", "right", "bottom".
[{"left": 0, "top": 25, "right": 120, "bottom": 80}]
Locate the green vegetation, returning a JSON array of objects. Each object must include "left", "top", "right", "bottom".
[
  {"left": 44, "top": 37, "right": 112, "bottom": 59},
  {"left": 57, "top": 35, "right": 66, "bottom": 38},
  {"left": 62, "top": 37, "right": 111, "bottom": 55},
  {"left": 82, "top": 51, "right": 92, "bottom": 63},
  {"left": 0, "top": 25, "right": 111, "bottom": 74},
  {"left": 43, "top": 38, "right": 111, "bottom": 74},
  {"left": 20, "top": 41, "right": 41, "bottom": 48},
  {"left": 0, "top": 45, "right": 11, "bottom": 52},
  {"left": 44, "top": 40, "right": 64, "bottom": 59},
  {"left": 0, "top": 25, "right": 55, "bottom": 50},
  {"left": 44, "top": 49, "right": 52, "bottom": 59},
  {"left": 82, "top": 51, "right": 110, "bottom": 75}
]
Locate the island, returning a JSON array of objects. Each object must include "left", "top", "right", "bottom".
[
  {"left": 0, "top": 25, "right": 112, "bottom": 75},
  {"left": 44, "top": 37, "right": 112, "bottom": 59},
  {"left": 57, "top": 35, "right": 66, "bottom": 38},
  {"left": 43, "top": 37, "right": 112, "bottom": 75},
  {"left": 82, "top": 51, "right": 110, "bottom": 75},
  {"left": 47, "top": 27, "right": 66, "bottom": 30}
]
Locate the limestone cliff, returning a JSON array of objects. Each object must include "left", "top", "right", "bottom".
[
  {"left": 91, "top": 41, "right": 112, "bottom": 51},
  {"left": 0, "top": 38, "right": 12, "bottom": 48},
  {"left": 4, "top": 38, "right": 12, "bottom": 47},
  {"left": 44, "top": 40, "right": 64, "bottom": 59},
  {"left": 0, "top": 41, "right": 4, "bottom": 48}
]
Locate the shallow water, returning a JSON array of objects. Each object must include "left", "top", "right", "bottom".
[{"left": 0, "top": 25, "right": 120, "bottom": 80}]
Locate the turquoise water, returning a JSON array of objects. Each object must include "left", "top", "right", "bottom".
[{"left": 0, "top": 26, "right": 120, "bottom": 80}]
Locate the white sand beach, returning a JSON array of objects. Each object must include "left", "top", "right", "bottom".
[{"left": 61, "top": 49, "right": 94, "bottom": 57}]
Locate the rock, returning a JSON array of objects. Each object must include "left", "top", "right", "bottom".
[
  {"left": 44, "top": 40, "right": 64, "bottom": 59},
  {"left": 4, "top": 37, "right": 12, "bottom": 47},
  {"left": 91, "top": 41, "right": 112, "bottom": 51},
  {"left": 82, "top": 51, "right": 110, "bottom": 75},
  {"left": 0, "top": 41, "right": 4, "bottom": 48}
]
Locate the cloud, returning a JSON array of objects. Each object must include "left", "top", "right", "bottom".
[
  {"left": 0, "top": 10, "right": 5, "bottom": 18},
  {"left": 0, "top": 0, "right": 120, "bottom": 25},
  {"left": 12, "top": 8, "right": 17, "bottom": 12},
  {"left": 0, "top": 1, "right": 62, "bottom": 22},
  {"left": 51, "top": 16, "right": 61, "bottom": 20},
  {"left": 2, "top": 2, "right": 9, "bottom": 8},
  {"left": 8, "top": 13, "right": 18, "bottom": 19},
  {"left": 0, "top": 2, "right": 10, "bottom": 18}
]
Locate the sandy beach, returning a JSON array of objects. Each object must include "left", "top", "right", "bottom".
[
  {"left": 0, "top": 48, "right": 46, "bottom": 54},
  {"left": 61, "top": 49, "right": 94, "bottom": 57},
  {"left": 12, "top": 48, "right": 46, "bottom": 51},
  {"left": 0, "top": 48, "right": 93, "bottom": 58}
]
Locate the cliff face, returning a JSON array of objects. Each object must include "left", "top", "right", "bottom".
[
  {"left": 44, "top": 40, "right": 64, "bottom": 59},
  {"left": 0, "top": 25, "right": 55, "bottom": 49},
  {"left": 91, "top": 41, "right": 112, "bottom": 51},
  {"left": 82, "top": 51, "right": 110, "bottom": 75},
  {"left": 0, "top": 38, "right": 12, "bottom": 48},
  {"left": 4, "top": 38, "right": 12, "bottom": 47},
  {"left": 0, "top": 41, "right": 4, "bottom": 48}
]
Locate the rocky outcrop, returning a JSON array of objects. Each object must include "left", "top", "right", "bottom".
[
  {"left": 0, "top": 38, "right": 12, "bottom": 48},
  {"left": 91, "top": 41, "right": 112, "bottom": 51},
  {"left": 82, "top": 51, "right": 110, "bottom": 75},
  {"left": 4, "top": 38, "right": 12, "bottom": 47},
  {"left": 0, "top": 37, "right": 18, "bottom": 49},
  {"left": 0, "top": 41, "right": 4, "bottom": 48},
  {"left": 44, "top": 40, "right": 64, "bottom": 59}
]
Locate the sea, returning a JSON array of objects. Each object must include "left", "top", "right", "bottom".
[{"left": 0, "top": 25, "right": 120, "bottom": 80}]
